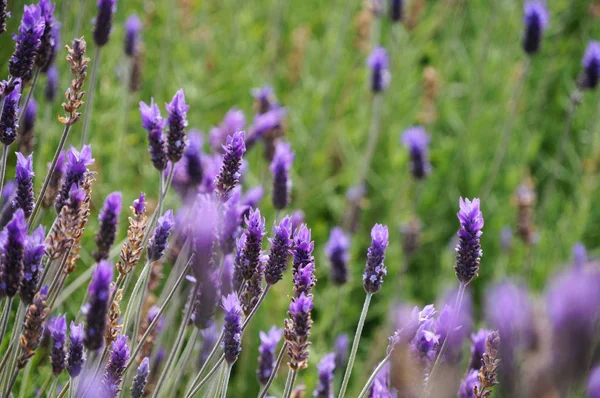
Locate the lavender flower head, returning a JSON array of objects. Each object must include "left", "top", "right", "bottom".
[
  {"left": 435, "top": 304, "right": 470, "bottom": 364},
  {"left": 293, "top": 224, "right": 314, "bottom": 274},
  {"left": 257, "top": 326, "right": 283, "bottom": 384},
  {"left": 458, "top": 369, "right": 480, "bottom": 398},
  {"left": 48, "top": 314, "right": 67, "bottom": 376},
  {"left": 166, "top": 89, "right": 189, "bottom": 163},
  {"left": 9, "top": 5, "right": 45, "bottom": 81},
  {"left": 270, "top": 141, "right": 295, "bottom": 210},
  {"left": 390, "top": 0, "right": 403, "bottom": 22},
  {"left": 56, "top": 145, "right": 94, "bottom": 214},
  {"left": 19, "top": 225, "right": 46, "bottom": 304},
  {"left": 147, "top": 209, "right": 175, "bottom": 262},
  {"left": 133, "top": 192, "right": 145, "bottom": 214},
  {"left": 184, "top": 130, "right": 204, "bottom": 186},
  {"left": 67, "top": 321, "right": 85, "bottom": 377},
  {"left": 45, "top": 65, "right": 58, "bottom": 102},
  {"left": 265, "top": 216, "right": 292, "bottom": 285},
  {"left": 252, "top": 86, "right": 276, "bottom": 114},
  {"left": 131, "top": 357, "right": 149, "bottom": 398},
  {"left": 334, "top": 334, "right": 349, "bottom": 370},
  {"left": 102, "top": 334, "right": 130, "bottom": 397},
  {"left": 21, "top": 96, "right": 37, "bottom": 135},
  {"left": 36, "top": 0, "right": 57, "bottom": 71},
  {"left": 210, "top": 108, "right": 246, "bottom": 152},
  {"left": 94, "top": 192, "right": 122, "bottom": 262},
  {"left": 247, "top": 107, "right": 287, "bottom": 149},
  {"left": 469, "top": 329, "right": 491, "bottom": 370},
  {"left": 588, "top": 366, "right": 600, "bottom": 398},
  {"left": 294, "top": 261, "right": 316, "bottom": 298},
  {"left": 290, "top": 210, "right": 304, "bottom": 231},
  {"left": 523, "top": 1, "right": 549, "bottom": 55},
  {"left": 454, "top": 197, "right": 484, "bottom": 285},
  {"left": 363, "top": 224, "right": 389, "bottom": 294},
  {"left": 368, "top": 362, "right": 393, "bottom": 398},
  {"left": 93, "top": 0, "right": 117, "bottom": 47},
  {"left": 220, "top": 190, "right": 244, "bottom": 254},
  {"left": 239, "top": 208, "right": 265, "bottom": 280},
  {"left": 14, "top": 152, "right": 35, "bottom": 218},
  {"left": 581, "top": 41, "right": 600, "bottom": 90},
  {"left": 325, "top": 227, "right": 350, "bottom": 285},
  {"left": 401, "top": 126, "right": 431, "bottom": 180},
  {"left": 222, "top": 294, "right": 243, "bottom": 364},
  {"left": 215, "top": 130, "right": 246, "bottom": 202},
  {"left": 367, "top": 47, "right": 390, "bottom": 93},
  {"left": 410, "top": 316, "right": 439, "bottom": 364},
  {"left": 124, "top": 14, "right": 142, "bottom": 56},
  {"left": 84, "top": 260, "right": 113, "bottom": 351},
  {"left": 314, "top": 353, "right": 336, "bottom": 398},
  {"left": 2, "top": 209, "right": 27, "bottom": 297},
  {"left": 284, "top": 292, "right": 313, "bottom": 370},
  {"left": 0, "top": 0, "right": 8, "bottom": 36},
  {"left": 140, "top": 99, "right": 168, "bottom": 171},
  {"left": 0, "top": 80, "right": 22, "bottom": 146}
]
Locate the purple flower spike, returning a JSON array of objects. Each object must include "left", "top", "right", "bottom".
[
  {"left": 147, "top": 209, "right": 175, "bottom": 262},
  {"left": 239, "top": 208, "right": 265, "bottom": 280},
  {"left": 14, "top": 153, "right": 35, "bottom": 218},
  {"left": 184, "top": 131, "right": 204, "bottom": 186},
  {"left": 454, "top": 197, "right": 484, "bottom": 285},
  {"left": 390, "top": 0, "right": 403, "bottom": 22},
  {"left": 290, "top": 210, "right": 304, "bottom": 232},
  {"left": 1, "top": 209, "right": 27, "bottom": 298},
  {"left": 215, "top": 131, "right": 246, "bottom": 202},
  {"left": 9, "top": 5, "right": 45, "bottom": 81},
  {"left": 588, "top": 366, "right": 600, "bottom": 398},
  {"left": 334, "top": 334, "right": 349, "bottom": 370},
  {"left": 166, "top": 89, "right": 189, "bottom": 163},
  {"left": 21, "top": 95, "right": 37, "bottom": 138},
  {"left": 140, "top": 99, "right": 168, "bottom": 171},
  {"left": 124, "top": 14, "right": 142, "bottom": 56},
  {"left": 0, "top": 0, "right": 8, "bottom": 36},
  {"left": 270, "top": 141, "right": 295, "bottom": 210},
  {"left": 193, "top": 268, "right": 221, "bottom": 329},
  {"left": 45, "top": 66, "right": 58, "bottom": 102},
  {"left": 222, "top": 294, "right": 243, "bottom": 364},
  {"left": 131, "top": 357, "right": 149, "bottom": 398},
  {"left": 67, "top": 321, "right": 85, "bottom": 377},
  {"left": 367, "top": 47, "right": 390, "bottom": 93},
  {"left": 363, "top": 224, "right": 389, "bottom": 294},
  {"left": 325, "top": 227, "right": 350, "bottom": 285},
  {"left": 368, "top": 362, "right": 392, "bottom": 397},
  {"left": 264, "top": 216, "right": 292, "bottom": 285},
  {"left": 257, "top": 326, "right": 283, "bottom": 385},
  {"left": 56, "top": 145, "right": 94, "bottom": 214},
  {"left": 19, "top": 225, "right": 46, "bottom": 304},
  {"left": 314, "top": 353, "right": 336, "bottom": 398},
  {"left": 48, "top": 314, "right": 67, "bottom": 376},
  {"left": 284, "top": 292, "right": 313, "bottom": 370},
  {"left": 210, "top": 108, "right": 246, "bottom": 152},
  {"left": 84, "top": 260, "right": 113, "bottom": 351},
  {"left": 401, "top": 126, "right": 431, "bottom": 180},
  {"left": 36, "top": 0, "right": 57, "bottom": 72},
  {"left": 458, "top": 369, "right": 480, "bottom": 398},
  {"left": 293, "top": 261, "right": 315, "bottom": 298},
  {"left": 246, "top": 107, "right": 287, "bottom": 149},
  {"left": 0, "top": 80, "right": 22, "bottom": 146},
  {"left": 220, "top": 190, "right": 244, "bottom": 254},
  {"left": 251, "top": 86, "right": 276, "bottom": 114},
  {"left": 102, "top": 335, "right": 130, "bottom": 397},
  {"left": 582, "top": 41, "right": 600, "bottom": 90},
  {"left": 133, "top": 192, "right": 145, "bottom": 214},
  {"left": 469, "top": 329, "right": 491, "bottom": 370},
  {"left": 94, "top": 192, "right": 122, "bottom": 262},
  {"left": 292, "top": 224, "right": 314, "bottom": 275},
  {"left": 523, "top": 1, "right": 549, "bottom": 55},
  {"left": 241, "top": 185, "right": 264, "bottom": 210},
  {"left": 93, "top": 0, "right": 117, "bottom": 47}
]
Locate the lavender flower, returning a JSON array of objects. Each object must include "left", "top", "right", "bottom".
[
  {"left": 390, "top": 0, "right": 403, "bottom": 22},
  {"left": 581, "top": 41, "right": 600, "bottom": 90},
  {"left": 435, "top": 304, "right": 470, "bottom": 364},
  {"left": 367, "top": 47, "right": 390, "bottom": 93},
  {"left": 140, "top": 99, "right": 167, "bottom": 170},
  {"left": 325, "top": 227, "right": 350, "bottom": 285},
  {"left": 334, "top": 334, "right": 349, "bottom": 370},
  {"left": 523, "top": 1, "right": 549, "bottom": 55},
  {"left": 9, "top": 5, "right": 45, "bottom": 81},
  {"left": 292, "top": 224, "right": 314, "bottom": 274},
  {"left": 265, "top": 216, "right": 292, "bottom": 285},
  {"left": 166, "top": 89, "right": 189, "bottom": 163},
  {"left": 270, "top": 141, "right": 295, "bottom": 210},
  {"left": 124, "top": 14, "right": 141, "bottom": 56},
  {"left": 184, "top": 130, "right": 204, "bottom": 186},
  {"left": 368, "top": 362, "right": 392, "bottom": 397},
  {"left": 55, "top": 145, "right": 94, "bottom": 214},
  {"left": 84, "top": 260, "right": 113, "bottom": 351},
  {"left": 401, "top": 126, "right": 431, "bottom": 179},
  {"left": 102, "top": 335, "right": 130, "bottom": 397},
  {"left": 219, "top": 190, "right": 245, "bottom": 254},
  {"left": 588, "top": 366, "right": 600, "bottom": 398},
  {"left": 67, "top": 321, "right": 85, "bottom": 377},
  {"left": 13, "top": 153, "right": 35, "bottom": 218},
  {"left": 45, "top": 65, "right": 58, "bottom": 102},
  {"left": 93, "top": 0, "right": 116, "bottom": 47},
  {"left": 147, "top": 210, "right": 175, "bottom": 262},
  {"left": 314, "top": 353, "right": 336, "bottom": 398},
  {"left": 42, "top": 150, "right": 65, "bottom": 209},
  {"left": 246, "top": 107, "right": 287, "bottom": 150},
  {"left": 215, "top": 130, "right": 246, "bottom": 202},
  {"left": 469, "top": 329, "right": 491, "bottom": 370},
  {"left": 19, "top": 226, "right": 45, "bottom": 304},
  {"left": 19, "top": 97, "right": 37, "bottom": 153},
  {"left": 36, "top": 0, "right": 56, "bottom": 71},
  {"left": 193, "top": 268, "right": 221, "bottom": 329},
  {"left": 293, "top": 261, "right": 315, "bottom": 298},
  {"left": 410, "top": 316, "right": 439, "bottom": 364},
  {"left": 198, "top": 323, "right": 219, "bottom": 368},
  {"left": 93, "top": 192, "right": 122, "bottom": 262},
  {"left": 0, "top": 0, "right": 8, "bottom": 36},
  {"left": 458, "top": 369, "right": 480, "bottom": 398},
  {"left": 210, "top": 108, "right": 246, "bottom": 152},
  {"left": 257, "top": 326, "right": 283, "bottom": 384},
  {"left": 48, "top": 314, "right": 67, "bottom": 376},
  {"left": 241, "top": 185, "right": 264, "bottom": 211},
  {"left": 284, "top": 292, "right": 313, "bottom": 370},
  {"left": 572, "top": 242, "right": 587, "bottom": 269},
  {"left": 222, "top": 294, "right": 242, "bottom": 364},
  {"left": 0, "top": 80, "right": 22, "bottom": 146},
  {"left": 363, "top": 224, "right": 389, "bottom": 294},
  {"left": 17, "top": 285, "right": 49, "bottom": 369},
  {"left": 239, "top": 208, "right": 265, "bottom": 280},
  {"left": 1, "top": 209, "right": 27, "bottom": 298},
  {"left": 454, "top": 197, "right": 484, "bottom": 285},
  {"left": 252, "top": 86, "right": 276, "bottom": 114},
  {"left": 131, "top": 357, "right": 149, "bottom": 398}
]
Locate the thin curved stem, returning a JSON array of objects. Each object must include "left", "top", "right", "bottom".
[
  {"left": 338, "top": 292, "right": 373, "bottom": 398},
  {"left": 258, "top": 342, "right": 287, "bottom": 398},
  {"left": 357, "top": 353, "right": 391, "bottom": 398},
  {"left": 18, "top": 68, "right": 40, "bottom": 122},
  {"left": 281, "top": 368, "right": 297, "bottom": 398},
  {"left": 219, "top": 363, "right": 233, "bottom": 398},
  {"left": 0, "top": 145, "right": 9, "bottom": 203},
  {"left": 81, "top": 47, "right": 101, "bottom": 146},
  {"left": 185, "top": 355, "right": 225, "bottom": 398},
  {"left": 0, "top": 297, "right": 13, "bottom": 344}
]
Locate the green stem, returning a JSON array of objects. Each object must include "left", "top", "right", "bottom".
[
  {"left": 81, "top": 47, "right": 101, "bottom": 146},
  {"left": 0, "top": 296, "right": 13, "bottom": 344},
  {"left": 121, "top": 259, "right": 152, "bottom": 336},
  {"left": 281, "top": 368, "right": 297, "bottom": 398},
  {"left": 185, "top": 355, "right": 225, "bottom": 398},
  {"left": 219, "top": 363, "right": 233, "bottom": 398},
  {"left": 357, "top": 354, "right": 391, "bottom": 398},
  {"left": 0, "top": 145, "right": 9, "bottom": 203}
]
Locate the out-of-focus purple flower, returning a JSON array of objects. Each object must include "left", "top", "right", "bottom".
[
  {"left": 198, "top": 323, "right": 219, "bottom": 368},
  {"left": 36, "top": 0, "right": 57, "bottom": 72},
  {"left": 265, "top": 216, "right": 292, "bottom": 285},
  {"left": 220, "top": 190, "right": 245, "bottom": 254},
  {"left": 290, "top": 210, "right": 304, "bottom": 232},
  {"left": 1, "top": 180, "right": 16, "bottom": 207},
  {"left": 67, "top": 321, "right": 85, "bottom": 377},
  {"left": 241, "top": 185, "right": 264, "bottom": 212},
  {"left": 93, "top": 0, "right": 116, "bottom": 47},
  {"left": 252, "top": 86, "right": 276, "bottom": 114},
  {"left": 292, "top": 224, "right": 314, "bottom": 275},
  {"left": 325, "top": 227, "right": 350, "bottom": 285},
  {"left": 124, "top": 14, "right": 141, "bottom": 56},
  {"left": 246, "top": 108, "right": 286, "bottom": 149},
  {"left": 210, "top": 108, "right": 245, "bottom": 153},
  {"left": 500, "top": 226, "right": 512, "bottom": 253},
  {"left": 390, "top": 0, "right": 403, "bottom": 22},
  {"left": 184, "top": 130, "right": 204, "bottom": 186},
  {"left": 147, "top": 210, "right": 175, "bottom": 262},
  {"left": 581, "top": 41, "right": 600, "bottom": 90},
  {"left": 221, "top": 254, "right": 234, "bottom": 297},
  {"left": 572, "top": 242, "right": 587, "bottom": 269},
  {"left": 198, "top": 153, "right": 220, "bottom": 193},
  {"left": 523, "top": 1, "right": 549, "bottom": 55},
  {"left": 45, "top": 65, "right": 58, "bottom": 102},
  {"left": 334, "top": 334, "right": 349, "bottom": 370},
  {"left": 401, "top": 126, "right": 431, "bottom": 180},
  {"left": 368, "top": 361, "right": 393, "bottom": 398},
  {"left": 140, "top": 99, "right": 168, "bottom": 171},
  {"left": 0, "top": 79, "right": 22, "bottom": 146},
  {"left": 84, "top": 260, "right": 113, "bottom": 351},
  {"left": 469, "top": 329, "right": 491, "bottom": 370},
  {"left": 0, "top": 0, "right": 8, "bottom": 36},
  {"left": 284, "top": 292, "right": 313, "bottom": 370},
  {"left": 13, "top": 153, "right": 35, "bottom": 218},
  {"left": 257, "top": 326, "right": 283, "bottom": 385},
  {"left": 270, "top": 141, "right": 295, "bottom": 210},
  {"left": 314, "top": 353, "right": 336, "bottom": 398},
  {"left": 20, "top": 96, "right": 37, "bottom": 143},
  {"left": 588, "top": 366, "right": 600, "bottom": 398},
  {"left": 367, "top": 47, "right": 390, "bottom": 93},
  {"left": 363, "top": 224, "right": 389, "bottom": 294},
  {"left": 222, "top": 294, "right": 243, "bottom": 364},
  {"left": 166, "top": 89, "right": 189, "bottom": 163},
  {"left": 1, "top": 209, "right": 27, "bottom": 298},
  {"left": 48, "top": 314, "right": 67, "bottom": 376},
  {"left": 435, "top": 304, "right": 468, "bottom": 364},
  {"left": 9, "top": 5, "right": 45, "bottom": 81},
  {"left": 215, "top": 131, "right": 246, "bottom": 202},
  {"left": 102, "top": 334, "right": 130, "bottom": 397},
  {"left": 19, "top": 226, "right": 46, "bottom": 304},
  {"left": 454, "top": 197, "right": 484, "bottom": 285},
  {"left": 410, "top": 315, "right": 439, "bottom": 365},
  {"left": 94, "top": 192, "right": 122, "bottom": 262},
  {"left": 458, "top": 369, "right": 480, "bottom": 398},
  {"left": 55, "top": 145, "right": 94, "bottom": 214},
  {"left": 193, "top": 268, "right": 221, "bottom": 329},
  {"left": 131, "top": 357, "right": 149, "bottom": 398}
]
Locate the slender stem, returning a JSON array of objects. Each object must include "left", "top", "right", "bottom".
[
  {"left": 56, "top": 379, "right": 70, "bottom": 398},
  {"left": 53, "top": 265, "right": 93, "bottom": 309},
  {"left": 356, "top": 94, "right": 384, "bottom": 187},
  {"left": 0, "top": 297, "right": 13, "bottom": 344},
  {"left": 185, "top": 355, "right": 225, "bottom": 398},
  {"left": 158, "top": 171, "right": 165, "bottom": 217},
  {"left": 48, "top": 377, "right": 59, "bottom": 397},
  {"left": 338, "top": 292, "right": 373, "bottom": 398},
  {"left": 357, "top": 354, "right": 391, "bottom": 398},
  {"left": 0, "top": 145, "right": 9, "bottom": 201},
  {"left": 18, "top": 68, "right": 40, "bottom": 122},
  {"left": 4, "top": 367, "right": 19, "bottom": 397},
  {"left": 258, "top": 342, "right": 287, "bottom": 398},
  {"left": 219, "top": 363, "right": 233, "bottom": 398},
  {"left": 18, "top": 359, "right": 32, "bottom": 398},
  {"left": 81, "top": 47, "right": 101, "bottom": 146},
  {"left": 282, "top": 368, "right": 297, "bottom": 398},
  {"left": 242, "top": 285, "right": 270, "bottom": 329},
  {"left": 121, "top": 259, "right": 152, "bottom": 335}
]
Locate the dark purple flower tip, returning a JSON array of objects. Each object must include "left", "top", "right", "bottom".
[
  {"left": 48, "top": 313, "right": 67, "bottom": 375},
  {"left": 20, "top": 225, "right": 46, "bottom": 304},
  {"left": 523, "top": 1, "right": 549, "bottom": 55},
  {"left": 139, "top": 99, "right": 165, "bottom": 131},
  {"left": 147, "top": 209, "right": 175, "bottom": 262},
  {"left": 582, "top": 41, "right": 600, "bottom": 90},
  {"left": 166, "top": 88, "right": 189, "bottom": 118},
  {"left": 93, "top": 0, "right": 117, "bottom": 47},
  {"left": 270, "top": 141, "right": 295, "bottom": 210},
  {"left": 15, "top": 152, "right": 34, "bottom": 182},
  {"left": 45, "top": 65, "right": 58, "bottom": 102},
  {"left": 367, "top": 46, "right": 390, "bottom": 92},
  {"left": 214, "top": 131, "right": 246, "bottom": 201},
  {"left": 293, "top": 262, "right": 315, "bottom": 297},
  {"left": 132, "top": 192, "right": 145, "bottom": 214},
  {"left": 588, "top": 366, "right": 600, "bottom": 398},
  {"left": 293, "top": 224, "right": 314, "bottom": 256},
  {"left": 131, "top": 357, "right": 150, "bottom": 398},
  {"left": 363, "top": 224, "right": 389, "bottom": 294},
  {"left": 23, "top": 97, "right": 37, "bottom": 131},
  {"left": 390, "top": 0, "right": 403, "bottom": 22},
  {"left": 0, "top": 79, "right": 22, "bottom": 146},
  {"left": 166, "top": 89, "right": 189, "bottom": 163},
  {"left": 223, "top": 130, "right": 246, "bottom": 159},
  {"left": 124, "top": 14, "right": 141, "bottom": 56},
  {"left": 290, "top": 291, "right": 313, "bottom": 315},
  {"left": 3, "top": 208, "right": 27, "bottom": 297},
  {"left": 455, "top": 197, "right": 484, "bottom": 285},
  {"left": 102, "top": 334, "right": 130, "bottom": 396},
  {"left": 94, "top": 192, "right": 122, "bottom": 262},
  {"left": 334, "top": 334, "right": 350, "bottom": 369},
  {"left": 67, "top": 321, "right": 85, "bottom": 377},
  {"left": 84, "top": 261, "right": 113, "bottom": 351},
  {"left": 244, "top": 208, "right": 266, "bottom": 238},
  {"left": 325, "top": 227, "right": 350, "bottom": 286},
  {"left": 48, "top": 314, "right": 67, "bottom": 341},
  {"left": 458, "top": 369, "right": 480, "bottom": 398},
  {"left": 222, "top": 293, "right": 243, "bottom": 364},
  {"left": 14, "top": 153, "right": 35, "bottom": 218},
  {"left": 469, "top": 329, "right": 491, "bottom": 370},
  {"left": 101, "top": 192, "right": 122, "bottom": 219},
  {"left": 87, "top": 260, "right": 113, "bottom": 298},
  {"left": 401, "top": 126, "right": 432, "bottom": 179},
  {"left": 67, "top": 144, "right": 95, "bottom": 171}
]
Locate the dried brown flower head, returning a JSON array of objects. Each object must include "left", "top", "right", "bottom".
[
  {"left": 59, "top": 38, "right": 89, "bottom": 126},
  {"left": 116, "top": 200, "right": 147, "bottom": 276}
]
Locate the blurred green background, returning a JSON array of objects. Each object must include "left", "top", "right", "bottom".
[{"left": 1, "top": 0, "right": 600, "bottom": 396}]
